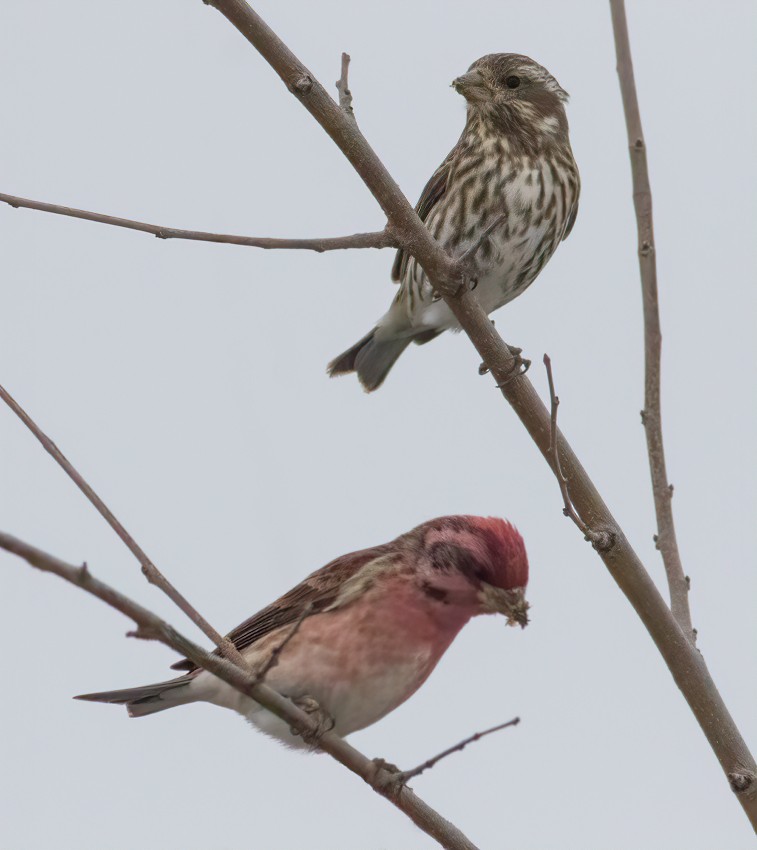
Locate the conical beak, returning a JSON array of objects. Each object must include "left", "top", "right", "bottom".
[
  {"left": 479, "top": 584, "right": 530, "bottom": 628},
  {"left": 452, "top": 69, "right": 490, "bottom": 103}
]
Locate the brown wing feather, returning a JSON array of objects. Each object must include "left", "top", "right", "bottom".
[
  {"left": 562, "top": 199, "right": 579, "bottom": 241},
  {"left": 170, "top": 545, "right": 390, "bottom": 672},
  {"left": 391, "top": 147, "right": 457, "bottom": 283}
]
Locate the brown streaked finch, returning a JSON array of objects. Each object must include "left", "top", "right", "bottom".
[
  {"left": 76, "top": 515, "right": 529, "bottom": 746},
  {"left": 328, "top": 53, "right": 580, "bottom": 391}
]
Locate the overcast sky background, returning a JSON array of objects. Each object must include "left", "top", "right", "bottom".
[{"left": 1, "top": 1, "right": 756, "bottom": 848}]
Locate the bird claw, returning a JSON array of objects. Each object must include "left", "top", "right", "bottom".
[
  {"left": 495, "top": 345, "right": 531, "bottom": 387},
  {"left": 432, "top": 269, "right": 476, "bottom": 301},
  {"left": 431, "top": 282, "right": 463, "bottom": 301},
  {"left": 366, "top": 757, "right": 406, "bottom": 798},
  {"left": 290, "top": 694, "right": 335, "bottom": 749}
]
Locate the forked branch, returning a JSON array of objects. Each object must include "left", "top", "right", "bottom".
[
  {"left": 458, "top": 213, "right": 506, "bottom": 267},
  {"left": 0, "top": 531, "right": 480, "bottom": 850},
  {"left": 0, "top": 383, "right": 243, "bottom": 666},
  {"left": 252, "top": 602, "right": 314, "bottom": 685},
  {"left": 195, "top": 0, "right": 757, "bottom": 823},
  {"left": 543, "top": 355, "right": 613, "bottom": 551},
  {"left": 1, "top": 0, "right": 754, "bottom": 832}
]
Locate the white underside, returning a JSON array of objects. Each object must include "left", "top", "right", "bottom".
[
  {"left": 378, "top": 147, "right": 574, "bottom": 341},
  {"left": 185, "top": 647, "right": 435, "bottom": 749},
  {"left": 378, "top": 218, "right": 559, "bottom": 342}
]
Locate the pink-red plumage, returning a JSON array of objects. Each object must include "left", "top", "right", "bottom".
[
  {"left": 75, "top": 515, "right": 529, "bottom": 746},
  {"left": 419, "top": 515, "right": 529, "bottom": 592}
]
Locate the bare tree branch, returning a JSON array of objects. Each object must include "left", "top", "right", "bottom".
[
  {"left": 609, "top": 0, "right": 695, "bottom": 643},
  {"left": 0, "top": 191, "right": 395, "bottom": 253},
  {"left": 543, "top": 355, "right": 613, "bottom": 551},
  {"left": 458, "top": 213, "right": 506, "bottom": 267},
  {"left": 252, "top": 602, "right": 313, "bottom": 685},
  {"left": 0, "top": 531, "right": 480, "bottom": 850},
  {"left": 1, "top": 0, "right": 753, "bottom": 831},
  {"left": 200, "top": 0, "right": 757, "bottom": 824},
  {"left": 0, "top": 383, "right": 243, "bottom": 666},
  {"left": 399, "top": 718, "right": 520, "bottom": 782},
  {"left": 336, "top": 52, "right": 355, "bottom": 120},
  {"left": 0, "top": 307, "right": 474, "bottom": 846}
]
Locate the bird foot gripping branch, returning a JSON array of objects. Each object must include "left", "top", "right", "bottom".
[
  {"left": 327, "top": 53, "right": 579, "bottom": 393},
  {"left": 492, "top": 345, "right": 532, "bottom": 386},
  {"left": 290, "top": 695, "right": 335, "bottom": 749},
  {"left": 430, "top": 261, "right": 478, "bottom": 302},
  {"left": 366, "top": 758, "right": 407, "bottom": 799},
  {"left": 479, "top": 345, "right": 530, "bottom": 383},
  {"left": 72, "top": 516, "right": 529, "bottom": 754}
]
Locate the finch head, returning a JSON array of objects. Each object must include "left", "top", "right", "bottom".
[{"left": 406, "top": 515, "right": 530, "bottom": 627}]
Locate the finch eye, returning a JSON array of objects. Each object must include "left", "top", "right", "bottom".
[{"left": 505, "top": 75, "right": 521, "bottom": 89}]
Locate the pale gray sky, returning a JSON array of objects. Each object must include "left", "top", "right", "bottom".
[{"left": 1, "top": 1, "right": 756, "bottom": 848}]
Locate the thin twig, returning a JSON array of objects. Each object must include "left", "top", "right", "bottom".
[
  {"left": 542, "top": 356, "right": 613, "bottom": 551},
  {"left": 457, "top": 213, "right": 506, "bottom": 266},
  {"left": 0, "top": 192, "right": 394, "bottom": 252},
  {"left": 609, "top": 0, "right": 694, "bottom": 643},
  {"left": 336, "top": 52, "right": 355, "bottom": 120},
  {"left": 0, "top": 530, "right": 480, "bottom": 850},
  {"left": 0, "top": 383, "right": 243, "bottom": 666},
  {"left": 399, "top": 718, "right": 520, "bottom": 782},
  {"left": 252, "top": 602, "right": 313, "bottom": 685}
]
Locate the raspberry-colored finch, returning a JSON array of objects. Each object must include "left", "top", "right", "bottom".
[
  {"left": 328, "top": 53, "right": 580, "bottom": 391},
  {"left": 76, "top": 516, "right": 528, "bottom": 746}
]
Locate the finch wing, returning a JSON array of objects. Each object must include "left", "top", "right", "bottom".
[
  {"left": 562, "top": 199, "right": 579, "bottom": 241},
  {"left": 391, "top": 147, "right": 457, "bottom": 283},
  {"left": 170, "top": 545, "right": 390, "bottom": 672}
]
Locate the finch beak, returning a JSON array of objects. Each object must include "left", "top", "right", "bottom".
[
  {"left": 479, "top": 583, "right": 530, "bottom": 628},
  {"left": 452, "top": 70, "right": 490, "bottom": 103}
]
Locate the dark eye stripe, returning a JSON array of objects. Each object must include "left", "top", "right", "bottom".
[
  {"left": 429, "top": 541, "right": 488, "bottom": 582},
  {"left": 421, "top": 580, "right": 448, "bottom": 603}
]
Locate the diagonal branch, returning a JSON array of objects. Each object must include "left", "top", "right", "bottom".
[
  {"left": 543, "top": 355, "right": 613, "bottom": 551},
  {"left": 458, "top": 213, "right": 506, "bottom": 267},
  {"left": 252, "top": 602, "right": 313, "bottom": 685},
  {"left": 201, "top": 0, "right": 757, "bottom": 825},
  {"left": 0, "top": 531, "right": 479, "bottom": 850},
  {"left": 608, "top": 0, "right": 694, "bottom": 643},
  {"left": 1, "top": 0, "right": 753, "bottom": 832},
  {"left": 0, "top": 192, "right": 395, "bottom": 252},
  {"left": 0, "top": 383, "right": 243, "bottom": 666}
]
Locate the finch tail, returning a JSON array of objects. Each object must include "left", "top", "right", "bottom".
[
  {"left": 74, "top": 675, "right": 197, "bottom": 718},
  {"left": 327, "top": 329, "right": 411, "bottom": 392}
]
